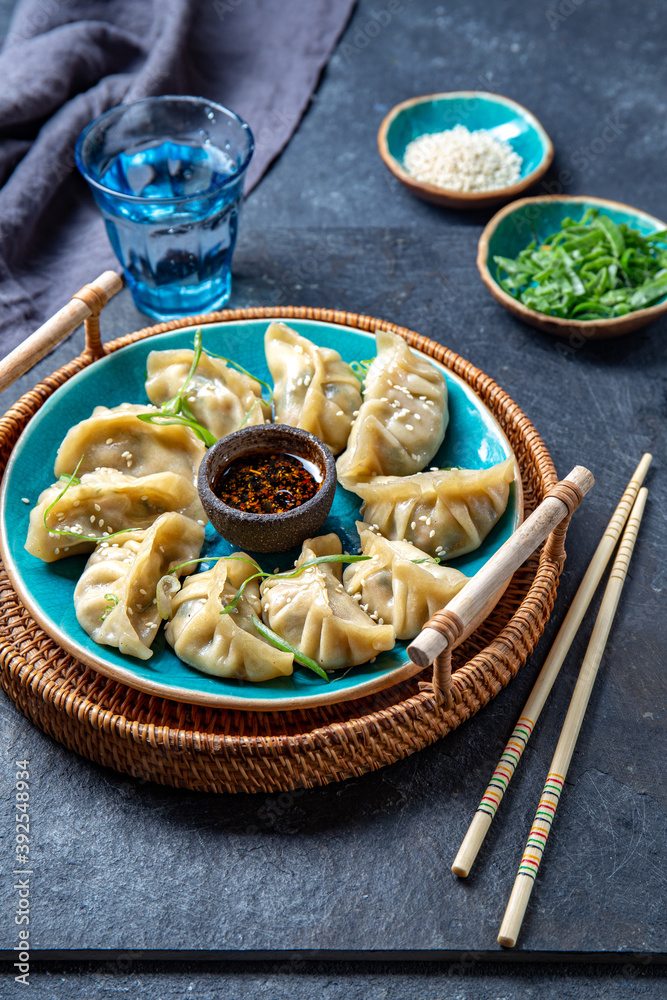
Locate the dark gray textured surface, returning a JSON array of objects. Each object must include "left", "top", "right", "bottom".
[
  {"left": 0, "top": 959, "right": 666, "bottom": 999},
  {"left": 0, "top": 0, "right": 665, "bottom": 980}
]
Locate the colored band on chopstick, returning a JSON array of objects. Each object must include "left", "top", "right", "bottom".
[
  {"left": 477, "top": 717, "right": 535, "bottom": 818},
  {"left": 517, "top": 772, "right": 565, "bottom": 881}
]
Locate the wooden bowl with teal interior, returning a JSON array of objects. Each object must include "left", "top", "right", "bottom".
[
  {"left": 377, "top": 91, "right": 553, "bottom": 210},
  {"left": 477, "top": 195, "right": 667, "bottom": 340}
]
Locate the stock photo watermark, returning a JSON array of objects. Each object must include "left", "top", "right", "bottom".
[
  {"left": 252, "top": 107, "right": 300, "bottom": 153},
  {"left": 511, "top": 112, "right": 627, "bottom": 211},
  {"left": 339, "top": 0, "right": 403, "bottom": 62},
  {"left": 11, "top": 758, "right": 31, "bottom": 986},
  {"left": 245, "top": 787, "right": 307, "bottom": 834},
  {"left": 620, "top": 954, "right": 653, "bottom": 980},
  {"left": 213, "top": 0, "right": 245, "bottom": 24},
  {"left": 546, "top": 0, "right": 588, "bottom": 31},
  {"left": 7, "top": 0, "right": 77, "bottom": 41}
]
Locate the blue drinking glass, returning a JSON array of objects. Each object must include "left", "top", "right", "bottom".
[{"left": 75, "top": 96, "right": 254, "bottom": 319}]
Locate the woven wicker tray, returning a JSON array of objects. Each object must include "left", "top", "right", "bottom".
[{"left": 0, "top": 302, "right": 567, "bottom": 794}]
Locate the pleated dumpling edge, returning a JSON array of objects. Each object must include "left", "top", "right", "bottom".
[{"left": 336, "top": 329, "right": 449, "bottom": 489}]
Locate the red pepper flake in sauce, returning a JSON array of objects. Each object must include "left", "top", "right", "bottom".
[{"left": 214, "top": 452, "right": 321, "bottom": 515}]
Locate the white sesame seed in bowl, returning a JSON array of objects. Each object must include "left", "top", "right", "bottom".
[
  {"left": 378, "top": 91, "right": 553, "bottom": 210},
  {"left": 403, "top": 125, "right": 522, "bottom": 194}
]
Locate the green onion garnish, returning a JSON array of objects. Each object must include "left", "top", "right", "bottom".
[
  {"left": 43, "top": 457, "right": 140, "bottom": 545},
  {"left": 99, "top": 593, "right": 119, "bottom": 622},
  {"left": 250, "top": 613, "right": 329, "bottom": 680},
  {"left": 494, "top": 208, "right": 667, "bottom": 320},
  {"left": 136, "top": 329, "right": 273, "bottom": 445},
  {"left": 166, "top": 552, "right": 370, "bottom": 615}
]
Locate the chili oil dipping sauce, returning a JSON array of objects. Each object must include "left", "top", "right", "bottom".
[
  {"left": 213, "top": 451, "right": 322, "bottom": 515},
  {"left": 197, "top": 425, "right": 337, "bottom": 553}
]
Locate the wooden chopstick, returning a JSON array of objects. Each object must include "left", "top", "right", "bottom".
[
  {"left": 497, "top": 486, "right": 648, "bottom": 948},
  {"left": 451, "top": 453, "right": 652, "bottom": 878}
]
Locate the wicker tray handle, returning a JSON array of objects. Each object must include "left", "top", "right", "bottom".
[
  {"left": 409, "top": 466, "right": 594, "bottom": 706},
  {"left": 0, "top": 271, "right": 123, "bottom": 393}
]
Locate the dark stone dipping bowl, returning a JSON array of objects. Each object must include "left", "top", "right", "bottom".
[{"left": 198, "top": 425, "right": 337, "bottom": 554}]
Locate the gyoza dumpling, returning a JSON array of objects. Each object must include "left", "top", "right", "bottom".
[
  {"left": 25, "top": 468, "right": 207, "bottom": 563},
  {"left": 145, "top": 348, "right": 269, "bottom": 439},
  {"left": 54, "top": 403, "right": 206, "bottom": 485},
  {"left": 336, "top": 330, "right": 448, "bottom": 488},
  {"left": 73, "top": 512, "right": 204, "bottom": 660},
  {"left": 343, "top": 522, "right": 468, "bottom": 641},
  {"left": 165, "top": 554, "right": 293, "bottom": 682},
  {"left": 265, "top": 322, "right": 362, "bottom": 455},
  {"left": 354, "top": 458, "right": 515, "bottom": 559},
  {"left": 260, "top": 533, "right": 395, "bottom": 669}
]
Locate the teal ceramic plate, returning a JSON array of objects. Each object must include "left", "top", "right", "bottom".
[
  {"left": 478, "top": 194, "right": 667, "bottom": 339},
  {"left": 0, "top": 319, "right": 521, "bottom": 710},
  {"left": 378, "top": 91, "right": 554, "bottom": 210}
]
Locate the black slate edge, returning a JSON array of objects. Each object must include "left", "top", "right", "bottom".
[{"left": 0, "top": 950, "right": 665, "bottom": 965}]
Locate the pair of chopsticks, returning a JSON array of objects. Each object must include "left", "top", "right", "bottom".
[{"left": 450, "top": 453, "right": 652, "bottom": 947}]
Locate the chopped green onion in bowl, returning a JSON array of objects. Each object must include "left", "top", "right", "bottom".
[{"left": 493, "top": 207, "right": 667, "bottom": 321}]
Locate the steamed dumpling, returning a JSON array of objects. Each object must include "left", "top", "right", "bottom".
[
  {"left": 73, "top": 512, "right": 205, "bottom": 660},
  {"left": 260, "top": 533, "right": 395, "bottom": 669},
  {"left": 265, "top": 321, "right": 362, "bottom": 455},
  {"left": 165, "top": 554, "right": 293, "bottom": 682},
  {"left": 343, "top": 522, "right": 468, "bottom": 641},
  {"left": 145, "top": 348, "right": 269, "bottom": 439},
  {"left": 354, "top": 458, "right": 515, "bottom": 559},
  {"left": 25, "top": 468, "right": 206, "bottom": 562},
  {"left": 336, "top": 330, "right": 448, "bottom": 489},
  {"left": 54, "top": 403, "right": 206, "bottom": 485}
]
